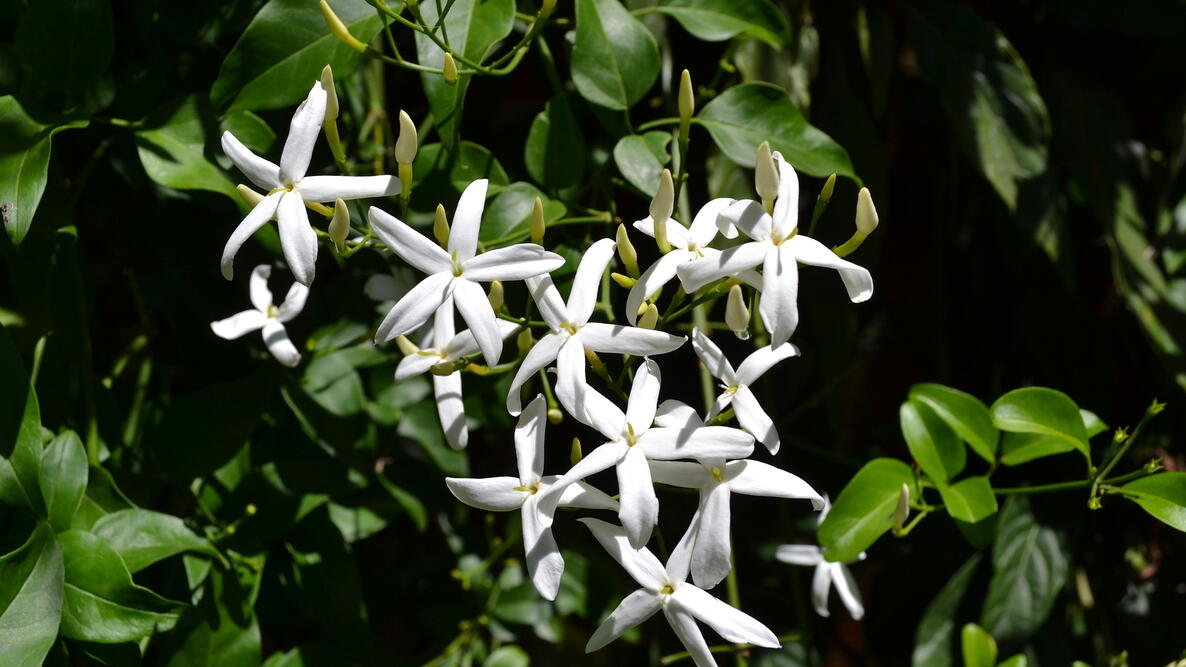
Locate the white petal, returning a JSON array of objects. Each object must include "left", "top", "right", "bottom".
[
  {"left": 759, "top": 243, "right": 799, "bottom": 346},
  {"left": 221, "top": 192, "right": 283, "bottom": 281},
  {"left": 277, "top": 190, "right": 318, "bottom": 286},
  {"left": 775, "top": 544, "right": 824, "bottom": 566},
  {"left": 811, "top": 563, "right": 833, "bottom": 617},
  {"left": 522, "top": 501, "right": 564, "bottom": 600},
  {"left": 434, "top": 372, "right": 467, "bottom": 450},
  {"left": 691, "top": 485, "right": 732, "bottom": 589},
  {"left": 662, "top": 604, "right": 716, "bottom": 667},
  {"left": 542, "top": 442, "right": 626, "bottom": 506},
  {"left": 655, "top": 399, "right": 704, "bottom": 430},
  {"left": 515, "top": 395, "right": 547, "bottom": 484},
  {"left": 432, "top": 296, "right": 456, "bottom": 348},
  {"left": 687, "top": 198, "right": 735, "bottom": 248},
  {"left": 832, "top": 563, "right": 865, "bottom": 620},
  {"left": 577, "top": 518, "right": 666, "bottom": 590},
  {"left": 586, "top": 589, "right": 662, "bottom": 653},
  {"left": 297, "top": 174, "right": 399, "bottom": 202},
  {"left": 369, "top": 206, "right": 452, "bottom": 275},
  {"left": 505, "top": 333, "right": 564, "bottom": 415},
  {"left": 444, "top": 476, "right": 524, "bottom": 511},
  {"left": 443, "top": 319, "right": 518, "bottom": 360},
  {"left": 732, "top": 386, "right": 778, "bottom": 454},
  {"left": 726, "top": 460, "right": 821, "bottom": 504},
  {"left": 279, "top": 82, "right": 327, "bottom": 184},
  {"left": 566, "top": 238, "right": 617, "bottom": 326},
  {"left": 579, "top": 323, "right": 685, "bottom": 357},
  {"left": 461, "top": 244, "right": 564, "bottom": 281},
  {"left": 786, "top": 234, "right": 874, "bottom": 303},
  {"left": 617, "top": 447, "right": 659, "bottom": 548},
  {"left": 671, "top": 584, "right": 780, "bottom": 648},
  {"left": 262, "top": 319, "right": 301, "bottom": 367},
  {"left": 770, "top": 152, "right": 800, "bottom": 241},
  {"left": 625, "top": 359, "right": 662, "bottom": 434},
  {"left": 210, "top": 310, "right": 267, "bottom": 340},
  {"left": 707, "top": 392, "right": 734, "bottom": 422},
  {"left": 718, "top": 199, "right": 772, "bottom": 242},
  {"left": 375, "top": 272, "right": 454, "bottom": 342},
  {"left": 249, "top": 265, "right": 273, "bottom": 312},
  {"left": 394, "top": 353, "right": 437, "bottom": 380},
  {"left": 525, "top": 274, "right": 569, "bottom": 330},
  {"left": 452, "top": 279, "right": 502, "bottom": 366},
  {"left": 221, "top": 131, "right": 281, "bottom": 191},
  {"left": 648, "top": 460, "right": 710, "bottom": 489},
  {"left": 277, "top": 281, "right": 309, "bottom": 322},
  {"left": 666, "top": 515, "right": 698, "bottom": 585},
  {"left": 555, "top": 336, "right": 626, "bottom": 439},
  {"left": 626, "top": 251, "right": 688, "bottom": 325},
  {"left": 691, "top": 328, "right": 736, "bottom": 385},
  {"left": 550, "top": 478, "right": 619, "bottom": 511},
  {"left": 639, "top": 426, "right": 754, "bottom": 461},
  {"left": 677, "top": 241, "right": 768, "bottom": 292},
  {"left": 632, "top": 216, "right": 691, "bottom": 249},
  {"left": 448, "top": 178, "right": 487, "bottom": 262},
  {"left": 735, "top": 342, "right": 800, "bottom": 386}
]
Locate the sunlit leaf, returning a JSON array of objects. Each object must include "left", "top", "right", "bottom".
[{"left": 572, "top": 0, "right": 660, "bottom": 110}]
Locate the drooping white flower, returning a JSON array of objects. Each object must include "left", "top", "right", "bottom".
[
  {"left": 541, "top": 360, "right": 754, "bottom": 548},
  {"left": 445, "top": 396, "right": 618, "bottom": 600},
  {"left": 677, "top": 152, "right": 872, "bottom": 345},
  {"left": 690, "top": 329, "right": 798, "bottom": 454},
  {"left": 580, "top": 517, "right": 780, "bottom": 666},
  {"left": 210, "top": 265, "right": 308, "bottom": 367},
  {"left": 505, "top": 238, "right": 685, "bottom": 419},
  {"left": 648, "top": 399, "right": 822, "bottom": 589},
  {"left": 369, "top": 179, "right": 564, "bottom": 366},
  {"left": 221, "top": 81, "right": 400, "bottom": 286},
  {"left": 395, "top": 297, "right": 519, "bottom": 449},
  {"left": 774, "top": 497, "right": 865, "bottom": 620}
]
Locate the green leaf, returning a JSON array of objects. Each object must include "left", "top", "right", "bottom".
[
  {"left": 481, "top": 182, "right": 567, "bottom": 244},
  {"left": 960, "top": 624, "right": 997, "bottom": 667},
  {"left": 491, "top": 581, "right": 552, "bottom": 625},
  {"left": 483, "top": 645, "right": 529, "bottom": 667},
  {"left": 159, "top": 559, "right": 261, "bottom": 667},
  {"left": 900, "top": 400, "right": 966, "bottom": 483},
  {"left": 415, "top": 0, "right": 516, "bottom": 149},
  {"left": 327, "top": 503, "right": 388, "bottom": 543},
  {"left": 59, "top": 530, "right": 184, "bottom": 643},
  {"left": 697, "top": 82, "right": 855, "bottom": 179},
  {"left": 221, "top": 110, "right": 277, "bottom": 155},
  {"left": 652, "top": 0, "right": 789, "bottom": 48},
  {"left": 524, "top": 94, "right": 587, "bottom": 189},
  {"left": 71, "top": 465, "right": 136, "bottom": 531},
  {"left": 0, "top": 96, "right": 59, "bottom": 245},
  {"left": 0, "top": 524, "right": 63, "bottom": 667},
  {"left": 908, "top": 383, "right": 998, "bottom": 463},
  {"left": 979, "top": 497, "right": 1068, "bottom": 641},
  {"left": 912, "top": 554, "right": 981, "bottom": 667},
  {"left": 1080, "top": 409, "right": 1108, "bottom": 438},
  {"left": 411, "top": 141, "right": 509, "bottom": 212},
  {"left": 0, "top": 322, "right": 45, "bottom": 515},
  {"left": 38, "top": 431, "right": 88, "bottom": 531},
  {"left": 91, "top": 510, "right": 222, "bottom": 573},
  {"left": 998, "top": 432, "right": 1077, "bottom": 466},
  {"left": 937, "top": 476, "right": 997, "bottom": 523},
  {"left": 1120, "top": 473, "right": 1186, "bottom": 531},
  {"left": 14, "top": 0, "right": 113, "bottom": 89},
  {"left": 990, "top": 387, "right": 1088, "bottom": 458},
  {"left": 398, "top": 402, "right": 468, "bottom": 476},
  {"left": 817, "top": 458, "right": 913, "bottom": 562},
  {"left": 135, "top": 96, "right": 238, "bottom": 200},
  {"left": 572, "top": 0, "right": 660, "bottom": 110},
  {"left": 613, "top": 132, "right": 672, "bottom": 196},
  {"left": 211, "top": 0, "right": 384, "bottom": 111},
  {"left": 998, "top": 656, "right": 1028, "bottom": 667},
  {"left": 375, "top": 471, "right": 428, "bottom": 532},
  {"left": 554, "top": 549, "right": 588, "bottom": 617}
]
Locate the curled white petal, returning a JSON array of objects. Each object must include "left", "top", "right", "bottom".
[
  {"left": 578, "top": 518, "right": 667, "bottom": 590},
  {"left": 448, "top": 179, "right": 487, "bottom": 263},
  {"left": 277, "top": 190, "right": 318, "bottom": 286},
  {"left": 279, "top": 82, "right": 327, "bottom": 184},
  {"left": 369, "top": 207, "right": 453, "bottom": 275},
  {"left": 221, "top": 192, "right": 283, "bottom": 281},
  {"left": 461, "top": 244, "right": 564, "bottom": 282},
  {"left": 585, "top": 589, "right": 662, "bottom": 653},
  {"left": 375, "top": 272, "right": 455, "bottom": 342},
  {"left": 786, "top": 234, "right": 873, "bottom": 303},
  {"left": 210, "top": 310, "right": 267, "bottom": 340},
  {"left": 221, "top": 131, "right": 281, "bottom": 191},
  {"left": 444, "top": 476, "right": 524, "bottom": 511},
  {"left": 566, "top": 238, "right": 617, "bottom": 326},
  {"left": 261, "top": 319, "right": 301, "bottom": 367},
  {"left": 298, "top": 174, "right": 399, "bottom": 201},
  {"left": 249, "top": 265, "right": 273, "bottom": 312}
]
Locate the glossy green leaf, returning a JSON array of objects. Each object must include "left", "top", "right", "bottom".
[
  {"left": 0, "top": 96, "right": 57, "bottom": 245},
  {"left": 221, "top": 110, "right": 277, "bottom": 155},
  {"left": 71, "top": 465, "right": 136, "bottom": 531},
  {"left": 38, "top": 430, "right": 88, "bottom": 531},
  {"left": 481, "top": 182, "right": 567, "bottom": 243},
  {"left": 990, "top": 387, "right": 1088, "bottom": 457},
  {"left": 524, "top": 95, "right": 587, "bottom": 189},
  {"left": 135, "top": 96, "right": 238, "bottom": 200},
  {"left": 999, "top": 431, "right": 1076, "bottom": 466},
  {"left": 960, "top": 624, "right": 997, "bottom": 667},
  {"left": 1080, "top": 409, "right": 1108, "bottom": 438},
  {"left": 211, "top": 0, "right": 385, "bottom": 111},
  {"left": 572, "top": 0, "right": 660, "bottom": 110},
  {"left": 912, "top": 554, "right": 981, "bottom": 667},
  {"left": 653, "top": 0, "right": 789, "bottom": 48},
  {"left": 59, "top": 530, "right": 184, "bottom": 643},
  {"left": 411, "top": 141, "right": 509, "bottom": 212},
  {"left": 398, "top": 402, "right": 468, "bottom": 476},
  {"left": 484, "top": 645, "right": 529, "bottom": 667},
  {"left": 697, "top": 82, "right": 856, "bottom": 179},
  {"left": 613, "top": 132, "right": 672, "bottom": 196},
  {"left": 998, "top": 656, "right": 1028, "bottom": 667},
  {"left": 909, "top": 383, "right": 998, "bottom": 463},
  {"left": 14, "top": 0, "right": 113, "bottom": 89},
  {"left": 0, "top": 524, "right": 63, "bottom": 667},
  {"left": 900, "top": 400, "right": 966, "bottom": 483},
  {"left": 91, "top": 509, "right": 222, "bottom": 573},
  {"left": 980, "top": 497, "right": 1068, "bottom": 641},
  {"left": 1120, "top": 473, "right": 1186, "bottom": 531},
  {"left": 937, "top": 476, "right": 997, "bottom": 523},
  {"left": 159, "top": 559, "right": 261, "bottom": 667},
  {"left": 327, "top": 503, "right": 388, "bottom": 543},
  {"left": 0, "top": 322, "right": 45, "bottom": 515},
  {"left": 818, "top": 458, "right": 913, "bottom": 562}
]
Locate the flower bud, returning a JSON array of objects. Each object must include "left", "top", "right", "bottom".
[
  {"left": 395, "top": 335, "right": 419, "bottom": 355},
  {"left": 530, "top": 197, "right": 545, "bottom": 245},
  {"left": 433, "top": 203, "right": 449, "bottom": 247},
  {"left": 540, "top": 0, "right": 557, "bottom": 18},
  {"left": 516, "top": 327, "right": 534, "bottom": 357},
  {"left": 725, "top": 284, "right": 750, "bottom": 340},
  {"left": 856, "top": 187, "right": 878, "bottom": 235},
  {"left": 638, "top": 303, "right": 659, "bottom": 330},
  {"left": 395, "top": 110, "right": 418, "bottom": 165},
  {"left": 328, "top": 198, "right": 350, "bottom": 253},
  {"left": 442, "top": 53, "right": 458, "bottom": 84},
  {"left": 546, "top": 408, "right": 562, "bottom": 424},
  {"left": 320, "top": 1, "right": 367, "bottom": 52},
  {"left": 616, "top": 224, "right": 640, "bottom": 277},
  {"left": 570, "top": 436, "right": 582, "bottom": 463},
  {"left": 487, "top": 280, "right": 504, "bottom": 311},
  {"left": 320, "top": 65, "right": 339, "bottom": 121},
  {"left": 755, "top": 141, "right": 779, "bottom": 209},
  {"left": 650, "top": 169, "right": 674, "bottom": 253},
  {"left": 820, "top": 172, "right": 836, "bottom": 202},
  {"left": 237, "top": 184, "right": 264, "bottom": 207},
  {"left": 678, "top": 69, "right": 693, "bottom": 140},
  {"left": 610, "top": 272, "right": 636, "bottom": 289},
  {"left": 431, "top": 359, "right": 465, "bottom": 376},
  {"left": 893, "top": 483, "right": 910, "bottom": 531}
]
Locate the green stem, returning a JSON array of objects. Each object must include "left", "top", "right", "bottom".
[
  {"left": 995, "top": 468, "right": 1155, "bottom": 496},
  {"left": 1090, "top": 401, "right": 1164, "bottom": 501},
  {"left": 637, "top": 116, "right": 680, "bottom": 131}
]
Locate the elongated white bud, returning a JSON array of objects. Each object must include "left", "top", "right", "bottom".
[
  {"left": 433, "top": 204, "right": 449, "bottom": 247},
  {"left": 487, "top": 280, "right": 504, "bottom": 311},
  {"left": 442, "top": 53, "right": 458, "bottom": 84},
  {"left": 856, "top": 187, "right": 879, "bottom": 235},
  {"left": 530, "top": 197, "right": 545, "bottom": 245},
  {"left": 755, "top": 141, "right": 779, "bottom": 210},
  {"left": 328, "top": 198, "right": 350, "bottom": 253},
  {"left": 651, "top": 169, "right": 674, "bottom": 253},
  {"left": 616, "top": 224, "right": 640, "bottom": 277},
  {"left": 395, "top": 110, "right": 418, "bottom": 165},
  {"left": 678, "top": 69, "right": 693, "bottom": 140},
  {"left": 395, "top": 335, "right": 419, "bottom": 355},
  {"left": 320, "top": 1, "right": 367, "bottom": 52},
  {"left": 725, "top": 284, "right": 750, "bottom": 340},
  {"left": 893, "top": 483, "right": 910, "bottom": 531},
  {"left": 638, "top": 303, "right": 659, "bottom": 330}
]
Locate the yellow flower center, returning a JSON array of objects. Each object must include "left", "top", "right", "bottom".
[
  {"left": 266, "top": 304, "right": 279, "bottom": 319},
  {"left": 710, "top": 467, "right": 724, "bottom": 483}
]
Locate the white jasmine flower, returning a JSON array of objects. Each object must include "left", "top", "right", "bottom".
[
  {"left": 677, "top": 152, "right": 872, "bottom": 345},
  {"left": 445, "top": 396, "right": 618, "bottom": 600},
  {"left": 210, "top": 265, "right": 308, "bottom": 367},
  {"left": 648, "top": 399, "right": 823, "bottom": 589},
  {"left": 690, "top": 329, "right": 798, "bottom": 454},
  {"left": 395, "top": 297, "right": 519, "bottom": 449},
  {"left": 580, "top": 517, "right": 780, "bottom": 665},
  {"left": 369, "top": 179, "right": 564, "bottom": 366},
  {"left": 775, "top": 497, "right": 866, "bottom": 620},
  {"left": 505, "top": 238, "right": 685, "bottom": 418},
  {"left": 542, "top": 360, "right": 754, "bottom": 548},
  {"left": 221, "top": 81, "right": 400, "bottom": 286}
]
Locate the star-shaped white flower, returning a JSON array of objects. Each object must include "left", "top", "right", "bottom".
[
  {"left": 541, "top": 360, "right": 754, "bottom": 548},
  {"left": 221, "top": 81, "right": 400, "bottom": 286},
  {"left": 647, "top": 399, "right": 822, "bottom": 589},
  {"left": 677, "top": 152, "right": 872, "bottom": 345},
  {"left": 210, "top": 265, "right": 308, "bottom": 367},
  {"left": 369, "top": 179, "right": 563, "bottom": 367},
  {"left": 775, "top": 498, "right": 865, "bottom": 620},
  {"left": 395, "top": 297, "right": 519, "bottom": 449},
  {"left": 445, "top": 396, "right": 618, "bottom": 600},
  {"left": 580, "top": 517, "right": 780, "bottom": 665},
  {"left": 505, "top": 238, "right": 685, "bottom": 419},
  {"left": 690, "top": 329, "right": 798, "bottom": 454}
]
